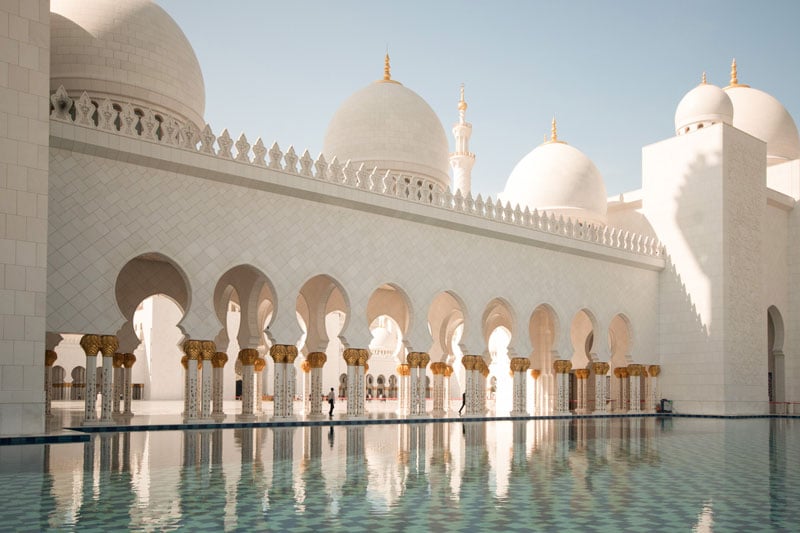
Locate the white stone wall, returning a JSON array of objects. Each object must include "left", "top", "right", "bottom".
[
  {"left": 643, "top": 124, "right": 768, "bottom": 414},
  {"left": 47, "top": 122, "right": 660, "bottom": 382},
  {"left": 0, "top": 0, "right": 49, "bottom": 435}
]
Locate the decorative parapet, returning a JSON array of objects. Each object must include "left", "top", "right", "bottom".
[{"left": 50, "top": 86, "right": 664, "bottom": 258}]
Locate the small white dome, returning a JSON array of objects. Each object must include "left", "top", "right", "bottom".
[
  {"left": 675, "top": 80, "right": 733, "bottom": 135},
  {"left": 502, "top": 138, "right": 607, "bottom": 225},
  {"left": 50, "top": 0, "right": 205, "bottom": 129},
  {"left": 725, "top": 85, "right": 800, "bottom": 165},
  {"left": 323, "top": 72, "right": 450, "bottom": 190}
]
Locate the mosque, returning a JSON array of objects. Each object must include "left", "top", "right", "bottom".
[{"left": 2, "top": 0, "right": 799, "bottom": 435}]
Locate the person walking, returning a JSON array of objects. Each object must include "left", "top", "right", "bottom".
[
  {"left": 458, "top": 391, "right": 466, "bottom": 415},
  {"left": 327, "top": 387, "right": 336, "bottom": 417}
]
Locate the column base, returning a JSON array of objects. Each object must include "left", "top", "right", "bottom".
[
  {"left": 82, "top": 419, "right": 116, "bottom": 427},
  {"left": 212, "top": 413, "right": 226, "bottom": 422},
  {"left": 236, "top": 413, "right": 258, "bottom": 422},
  {"left": 431, "top": 409, "right": 446, "bottom": 417},
  {"left": 509, "top": 410, "right": 528, "bottom": 417}
]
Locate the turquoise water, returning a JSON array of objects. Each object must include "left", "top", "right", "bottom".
[{"left": 0, "top": 418, "right": 798, "bottom": 531}]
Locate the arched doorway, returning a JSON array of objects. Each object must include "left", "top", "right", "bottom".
[{"left": 768, "top": 306, "right": 785, "bottom": 413}]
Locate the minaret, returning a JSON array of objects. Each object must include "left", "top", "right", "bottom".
[{"left": 449, "top": 84, "right": 475, "bottom": 196}]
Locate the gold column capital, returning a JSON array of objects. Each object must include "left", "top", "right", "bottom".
[
  {"left": 270, "top": 344, "right": 298, "bottom": 364},
  {"left": 212, "top": 352, "right": 228, "bottom": 368},
  {"left": 180, "top": 355, "right": 189, "bottom": 369},
  {"left": 200, "top": 340, "right": 216, "bottom": 361},
  {"left": 183, "top": 339, "right": 202, "bottom": 360},
  {"left": 343, "top": 348, "right": 361, "bottom": 366},
  {"left": 300, "top": 360, "right": 311, "bottom": 373},
  {"left": 112, "top": 352, "right": 125, "bottom": 368},
  {"left": 356, "top": 348, "right": 370, "bottom": 366},
  {"left": 79, "top": 334, "right": 101, "bottom": 356},
  {"left": 307, "top": 351, "right": 327, "bottom": 368},
  {"left": 627, "top": 364, "right": 643, "bottom": 377},
  {"left": 510, "top": 357, "right": 531, "bottom": 373},
  {"left": 408, "top": 352, "right": 429, "bottom": 369},
  {"left": 590, "top": 361, "right": 610, "bottom": 375},
  {"left": 648, "top": 364, "right": 661, "bottom": 377},
  {"left": 553, "top": 359, "right": 572, "bottom": 374},
  {"left": 99, "top": 334, "right": 119, "bottom": 357},
  {"left": 238, "top": 348, "right": 259, "bottom": 366},
  {"left": 123, "top": 353, "right": 137, "bottom": 368},
  {"left": 530, "top": 368, "right": 541, "bottom": 380},
  {"left": 254, "top": 357, "right": 266, "bottom": 373},
  {"left": 575, "top": 368, "right": 590, "bottom": 379},
  {"left": 443, "top": 364, "right": 453, "bottom": 377},
  {"left": 397, "top": 363, "right": 410, "bottom": 376},
  {"left": 44, "top": 349, "right": 58, "bottom": 367}
]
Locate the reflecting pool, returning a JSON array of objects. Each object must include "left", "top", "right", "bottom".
[{"left": 0, "top": 418, "right": 798, "bottom": 531}]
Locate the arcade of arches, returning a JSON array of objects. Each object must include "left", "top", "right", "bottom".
[{"left": 41, "top": 253, "right": 693, "bottom": 424}]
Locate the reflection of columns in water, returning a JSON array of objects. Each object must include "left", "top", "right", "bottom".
[
  {"left": 397, "top": 363, "right": 410, "bottom": 416},
  {"left": 268, "top": 428, "right": 296, "bottom": 510},
  {"left": 409, "top": 423, "right": 427, "bottom": 473},
  {"left": 510, "top": 357, "right": 530, "bottom": 416},
  {"left": 627, "top": 365, "right": 643, "bottom": 413},
  {"left": 99, "top": 335, "right": 118, "bottom": 422},
  {"left": 512, "top": 420, "right": 527, "bottom": 466},
  {"left": 44, "top": 350, "right": 58, "bottom": 416},
  {"left": 459, "top": 422, "right": 491, "bottom": 528},
  {"left": 343, "top": 426, "right": 367, "bottom": 502},
  {"left": 555, "top": 419, "right": 571, "bottom": 462},
  {"left": 79, "top": 334, "right": 101, "bottom": 423}
]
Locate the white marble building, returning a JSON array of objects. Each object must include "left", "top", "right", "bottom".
[{"left": 1, "top": 0, "right": 797, "bottom": 434}]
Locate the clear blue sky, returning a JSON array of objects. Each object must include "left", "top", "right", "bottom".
[{"left": 159, "top": 0, "right": 800, "bottom": 197}]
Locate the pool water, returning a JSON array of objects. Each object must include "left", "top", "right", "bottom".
[{"left": 0, "top": 418, "right": 798, "bottom": 531}]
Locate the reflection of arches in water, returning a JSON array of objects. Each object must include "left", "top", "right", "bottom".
[
  {"left": 388, "top": 374, "right": 398, "bottom": 398},
  {"left": 71, "top": 366, "right": 86, "bottom": 400},
  {"left": 377, "top": 374, "right": 386, "bottom": 398},
  {"left": 338, "top": 373, "right": 347, "bottom": 398}
]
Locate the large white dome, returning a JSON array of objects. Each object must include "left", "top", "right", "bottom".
[
  {"left": 323, "top": 67, "right": 450, "bottom": 190},
  {"left": 725, "top": 85, "right": 800, "bottom": 165},
  {"left": 50, "top": 0, "right": 205, "bottom": 129},
  {"left": 502, "top": 135, "right": 607, "bottom": 225},
  {"left": 675, "top": 77, "right": 733, "bottom": 135}
]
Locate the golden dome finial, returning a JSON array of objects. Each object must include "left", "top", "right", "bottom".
[
  {"left": 702, "top": 71, "right": 707, "bottom": 84},
  {"left": 458, "top": 83, "right": 467, "bottom": 112},
  {"left": 551, "top": 116, "right": 558, "bottom": 142},
  {"left": 384, "top": 52, "right": 391, "bottom": 81},
  {"left": 725, "top": 58, "right": 749, "bottom": 89}
]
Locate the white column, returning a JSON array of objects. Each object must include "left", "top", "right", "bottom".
[
  {"left": 431, "top": 363, "right": 445, "bottom": 415},
  {"left": 99, "top": 335, "right": 118, "bottom": 423},
  {"left": 184, "top": 341, "right": 201, "bottom": 420},
  {"left": 397, "top": 364, "right": 410, "bottom": 416},
  {"left": 122, "top": 353, "right": 136, "bottom": 416},
  {"left": 628, "top": 365, "right": 642, "bottom": 413},
  {"left": 648, "top": 365, "right": 660, "bottom": 413},
  {"left": 510, "top": 358, "right": 530, "bottom": 416},
  {"left": 356, "top": 362, "right": 366, "bottom": 416},
  {"left": 553, "top": 360, "right": 572, "bottom": 414},
  {"left": 345, "top": 349, "right": 359, "bottom": 417},
  {"left": 112, "top": 355, "right": 123, "bottom": 416},
  {"left": 530, "top": 370, "right": 541, "bottom": 415},
  {"left": 255, "top": 359, "right": 265, "bottom": 415},
  {"left": 308, "top": 352, "right": 326, "bottom": 417},
  {"left": 211, "top": 352, "right": 227, "bottom": 419},
  {"left": 198, "top": 341, "right": 215, "bottom": 419},
  {"left": 443, "top": 365, "right": 453, "bottom": 413},
  {"left": 44, "top": 350, "right": 57, "bottom": 416},
  {"left": 238, "top": 348, "right": 258, "bottom": 418},
  {"left": 592, "top": 363, "right": 609, "bottom": 414},
  {"left": 181, "top": 356, "right": 189, "bottom": 415}
]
